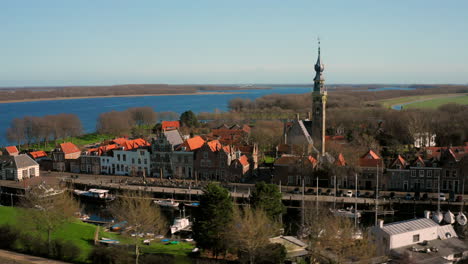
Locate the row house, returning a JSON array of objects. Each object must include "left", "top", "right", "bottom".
[
  {"left": 51, "top": 142, "right": 81, "bottom": 172},
  {"left": 0, "top": 154, "right": 40, "bottom": 181},
  {"left": 151, "top": 130, "right": 186, "bottom": 178},
  {"left": 99, "top": 139, "right": 151, "bottom": 176},
  {"left": 1, "top": 146, "right": 19, "bottom": 156},
  {"left": 358, "top": 150, "right": 385, "bottom": 190},
  {"left": 193, "top": 140, "right": 235, "bottom": 181},
  {"left": 209, "top": 124, "right": 251, "bottom": 145},
  {"left": 272, "top": 154, "right": 318, "bottom": 186}
]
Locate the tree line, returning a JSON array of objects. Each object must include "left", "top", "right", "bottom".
[{"left": 6, "top": 114, "right": 83, "bottom": 148}]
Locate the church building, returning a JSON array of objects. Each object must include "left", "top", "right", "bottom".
[{"left": 283, "top": 41, "right": 327, "bottom": 156}]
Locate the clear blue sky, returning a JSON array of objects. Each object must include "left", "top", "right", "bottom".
[{"left": 1, "top": 0, "right": 467, "bottom": 86}]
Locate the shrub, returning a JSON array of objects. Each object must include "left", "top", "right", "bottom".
[
  {"left": 0, "top": 225, "right": 19, "bottom": 250},
  {"left": 90, "top": 245, "right": 134, "bottom": 264}
]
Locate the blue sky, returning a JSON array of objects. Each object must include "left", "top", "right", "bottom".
[{"left": 1, "top": 0, "right": 467, "bottom": 86}]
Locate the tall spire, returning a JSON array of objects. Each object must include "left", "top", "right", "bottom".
[{"left": 313, "top": 38, "right": 324, "bottom": 92}]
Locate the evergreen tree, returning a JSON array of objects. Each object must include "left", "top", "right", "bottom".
[
  {"left": 192, "top": 183, "right": 233, "bottom": 257},
  {"left": 250, "top": 182, "right": 285, "bottom": 221},
  {"left": 180, "top": 110, "right": 199, "bottom": 128}
]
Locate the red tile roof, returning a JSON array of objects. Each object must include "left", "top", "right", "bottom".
[
  {"left": 359, "top": 150, "right": 383, "bottom": 168},
  {"left": 180, "top": 136, "right": 205, "bottom": 151},
  {"left": 120, "top": 138, "right": 150, "bottom": 150},
  {"left": 413, "top": 156, "right": 425, "bottom": 167},
  {"left": 60, "top": 142, "right": 80, "bottom": 154},
  {"left": 207, "top": 140, "right": 222, "bottom": 152},
  {"left": 238, "top": 155, "right": 249, "bottom": 166},
  {"left": 335, "top": 153, "right": 346, "bottom": 166},
  {"left": 112, "top": 137, "right": 128, "bottom": 145},
  {"left": 308, "top": 156, "right": 318, "bottom": 166},
  {"left": 162, "top": 121, "right": 180, "bottom": 131},
  {"left": 5, "top": 146, "right": 19, "bottom": 155},
  {"left": 29, "top": 151, "right": 47, "bottom": 159}
]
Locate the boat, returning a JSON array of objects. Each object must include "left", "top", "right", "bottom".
[
  {"left": 154, "top": 199, "right": 179, "bottom": 208},
  {"left": 184, "top": 202, "right": 199, "bottom": 207},
  {"left": 432, "top": 211, "right": 443, "bottom": 224},
  {"left": 457, "top": 212, "right": 467, "bottom": 226},
  {"left": 110, "top": 221, "right": 128, "bottom": 231},
  {"left": 73, "top": 189, "right": 115, "bottom": 202},
  {"left": 170, "top": 217, "right": 191, "bottom": 234},
  {"left": 444, "top": 210, "right": 455, "bottom": 224},
  {"left": 330, "top": 207, "right": 361, "bottom": 218}
]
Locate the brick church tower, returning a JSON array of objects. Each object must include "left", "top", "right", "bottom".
[{"left": 311, "top": 40, "right": 327, "bottom": 156}]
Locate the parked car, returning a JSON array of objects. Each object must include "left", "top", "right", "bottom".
[
  {"left": 306, "top": 188, "right": 315, "bottom": 195},
  {"left": 439, "top": 193, "right": 446, "bottom": 201},
  {"left": 337, "top": 190, "right": 343, "bottom": 197},
  {"left": 421, "top": 193, "right": 429, "bottom": 201},
  {"left": 404, "top": 193, "right": 412, "bottom": 200},
  {"left": 345, "top": 190, "right": 353, "bottom": 197},
  {"left": 456, "top": 195, "right": 463, "bottom": 202},
  {"left": 290, "top": 188, "right": 300, "bottom": 194},
  {"left": 317, "top": 189, "right": 323, "bottom": 195},
  {"left": 389, "top": 192, "right": 395, "bottom": 199}
]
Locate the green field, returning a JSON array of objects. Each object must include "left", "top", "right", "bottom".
[
  {"left": 377, "top": 93, "right": 468, "bottom": 109},
  {"left": 23, "top": 133, "right": 115, "bottom": 152},
  {"left": 0, "top": 206, "right": 194, "bottom": 263},
  {"left": 404, "top": 94, "right": 468, "bottom": 109}
]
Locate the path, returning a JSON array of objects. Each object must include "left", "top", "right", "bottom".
[{"left": 0, "top": 249, "right": 70, "bottom": 264}]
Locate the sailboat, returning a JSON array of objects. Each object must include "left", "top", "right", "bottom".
[
  {"left": 444, "top": 210, "right": 455, "bottom": 224},
  {"left": 456, "top": 178, "right": 467, "bottom": 226}
]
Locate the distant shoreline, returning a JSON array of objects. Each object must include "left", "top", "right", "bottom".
[{"left": 0, "top": 91, "right": 247, "bottom": 104}]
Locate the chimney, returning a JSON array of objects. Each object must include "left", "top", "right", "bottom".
[
  {"left": 424, "top": 210, "right": 431, "bottom": 219},
  {"left": 307, "top": 112, "right": 311, "bottom": 120},
  {"left": 378, "top": 219, "right": 384, "bottom": 228}
]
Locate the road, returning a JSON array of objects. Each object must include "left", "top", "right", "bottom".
[{"left": 0, "top": 249, "right": 69, "bottom": 264}]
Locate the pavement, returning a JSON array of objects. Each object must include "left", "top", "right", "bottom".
[{"left": 0, "top": 249, "right": 70, "bottom": 264}]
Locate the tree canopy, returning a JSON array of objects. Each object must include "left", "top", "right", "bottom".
[
  {"left": 180, "top": 110, "right": 199, "bottom": 128},
  {"left": 250, "top": 182, "right": 285, "bottom": 221}
]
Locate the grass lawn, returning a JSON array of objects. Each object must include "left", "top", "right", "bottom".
[
  {"left": 0, "top": 206, "right": 195, "bottom": 263},
  {"left": 377, "top": 93, "right": 466, "bottom": 108},
  {"left": 405, "top": 94, "right": 468, "bottom": 109},
  {"left": 263, "top": 155, "right": 276, "bottom": 164},
  {"left": 24, "top": 133, "right": 115, "bottom": 152}
]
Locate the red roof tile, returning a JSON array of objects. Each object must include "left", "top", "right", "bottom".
[
  {"left": 181, "top": 136, "right": 205, "bottom": 151},
  {"left": 29, "top": 151, "right": 47, "bottom": 159},
  {"left": 112, "top": 137, "right": 128, "bottom": 145},
  {"left": 207, "top": 140, "right": 222, "bottom": 152},
  {"left": 413, "top": 156, "right": 425, "bottom": 167},
  {"left": 359, "top": 150, "right": 383, "bottom": 168},
  {"left": 5, "top": 146, "right": 19, "bottom": 155},
  {"left": 335, "top": 153, "right": 346, "bottom": 166},
  {"left": 60, "top": 142, "right": 80, "bottom": 154},
  {"left": 162, "top": 121, "right": 180, "bottom": 131},
  {"left": 238, "top": 155, "right": 249, "bottom": 166}
]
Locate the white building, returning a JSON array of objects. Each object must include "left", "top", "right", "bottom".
[
  {"left": 414, "top": 132, "right": 437, "bottom": 148},
  {"left": 372, "top": 217, "right": 468, "bottom": 263},
  {"left": 100, "top": 148, "right": 150, "bottom": 176},
  {"left": 0, "top": 154, "right": 40, "bottom": 181}
]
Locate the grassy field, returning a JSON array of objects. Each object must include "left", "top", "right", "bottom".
[
  {"left": 0, "top": 206, "right": 194, "bottom": 263},
  {"left": 405, "top": 94, "right": 468, "bottom": 109},
  {"left": 23, "top": 133, "right": 115, "bottom": 152},
  {"left": 377, "top": 93, "right": 467, "bottom": 108}
]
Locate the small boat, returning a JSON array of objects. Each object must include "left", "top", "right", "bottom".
[
  {"left": 444, "top": 210, "right": 455, "bottom": 224},
  {"left": 170, "top": 217, "right": 191, "bottom": 234},
  {"left": 73, "top": 189, "right": 115, "bottom": 202},
  {"left": 456, "top": 212, "right": 467, "bottom": 226},
  {"left": 330, "top": 207, "right": 361, "bottom": 218},
  {"left": 110, "top": 221, "right": 128, "bottom": 231},
  {"left": 184, "top": 202, "right": 199, "bottom": 207},
  {"left": 98, "top": 237, "right": 120, "bottom": 245},
  {"left": 432, "top": 211, "right": 443, "bottom": 224},
  {"left": 154, "top": 199, "right": 179, "bottom": 208}
]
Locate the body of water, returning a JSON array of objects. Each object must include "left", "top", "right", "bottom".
[{"left": 0, "top": 86, "right": 413, "bottom": 146}]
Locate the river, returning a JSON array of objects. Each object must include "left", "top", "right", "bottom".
[{"left": 0, "top": 86, "right": 414, "bottom": 146}]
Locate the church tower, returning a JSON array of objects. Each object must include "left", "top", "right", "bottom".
[{"left": 311, "top": 39, "right": 327, "bottom": 156}]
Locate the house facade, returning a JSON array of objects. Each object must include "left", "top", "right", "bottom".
[{"left": 0, "top": 154, "right": 40, "bottom": 181}]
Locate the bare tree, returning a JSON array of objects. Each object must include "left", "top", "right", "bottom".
[
  {"left": 20, "top": 186, "right": 80, "bottom": 256},
  {"left": 128, "top": 107, "right": 157, "bottom": 126},
  {"left": 111, "top": 192, "right": 166, "bottom": 264},
  {"left": 228, "top": 207, "right": 279, "bottom": 263},
  {"left": 97, "top": 110, "right": 135, "bottom": 136},
  {"left": 6, "top": 118, "right": 26, "bottom": 147}
]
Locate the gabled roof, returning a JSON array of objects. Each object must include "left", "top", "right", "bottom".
[
  {"left": 163, "top": 130, "right": 183, "bottom": 147},
  {"left": 412, "top": 156, "right": 426, "bottom": 167},
  {"left": 391, "top": 155, "right": 407, "bottom": 168},
  {"left": 161, "top": 121, "right": 180, "bottom": 131},
  {"left": 120, "top": 138, "right": 150, "bottom": 150},
  {"left": 112, "top": 137, "right": 128, "bottom": 145},
  {"left": 358, "top": 150, "right": 383, "bottom": 168},
  {"left": 207, "top": 140, "right": 222, "bottom": 152},
  {"left": 29, "top": 151, "right": 47, "bottom": 159},
  {"left": 0, "top": 154, "right": 39, "bottom": 169},
  {"left": 179, "top": 136, "right": 205, "bottom": 151},
  {"left": 238, "top": 155, "right": 249, "bottom": 166},
  {"left": 60, "top": 142, "right": 80, "bottom": 154},
  {"left": 335, "top": 153, "right": 346, "bottom": 166},
  {"left": 381, "top": 218, "right": 438, "bottom": 236},
  {"left": 5, "top": 146, "right": 19, "bottom": 155}
]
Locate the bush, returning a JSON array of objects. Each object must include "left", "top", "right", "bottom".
[
  {"left": 90, "top": 245, "right": 134, "bottom": 264},
  {"left": 0, "top": 225, "right": 19, "bottom": 250},
  {"left": 256, "top": 243, "right": 287, "bottom": 264},
  {"left": 140, "top": 254, "right": 175, "bottom": 264},
  {"left": 18, "top": 233, "right": 48, "bottom": 257},
  {"left": 51, "top": 238, "right": 82, "bottom": 261}
]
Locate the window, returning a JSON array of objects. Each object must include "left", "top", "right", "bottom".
[
  {"left": 435, "top": 170, "right": 440, "bottom": 177},
  {"left": 144, "top": 159, "right": 147, "bottom": 165},
  {"left": 288, "top": 175, "right": 295, "bottom": 185},
  {"left": 178, "top": 156, "right": 182, "bottom": 162},
  {"left": 413, "top": 234, "right": 420, "bottom": 242},
  {"left": 411, "top": 170, "right": 416, "bottom": 177},
  {"left": 419, "top": 170, "right": 424, "bottom": 177},
  {"left": 140, "top": 151, "right": 145, "bottom": 156},
  {"left": 452, "top": 170, "right": 457, "bottom": 177},
  {"left": 138, "top": 158, "right": 141, "bottom": 164},
  {"left": 427, "top": 170, "right": 432, "bottom": 178},
  {"left": 132, "top": 158, "right": 135, "bottom": 164},
  {"left": 426, "top": 180, "right": 432, "bottom": 189},
  {"left": 29, "top": 167, "right": 36, "bottom": 177},
  {"left": 445, "top": 170, "right": 450, "bottom": 177},
  {"left": 123, "top": 155, "right": 126, "bottom": 162},
  {"left": 117, "top": 154, "right": 121, "bottom": 161},
  {"left": 184, "top": 156, "right": 188, "bottom": 163},
  {"left": 22, "top": 169, "right": 28, "bottom": 178}
]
